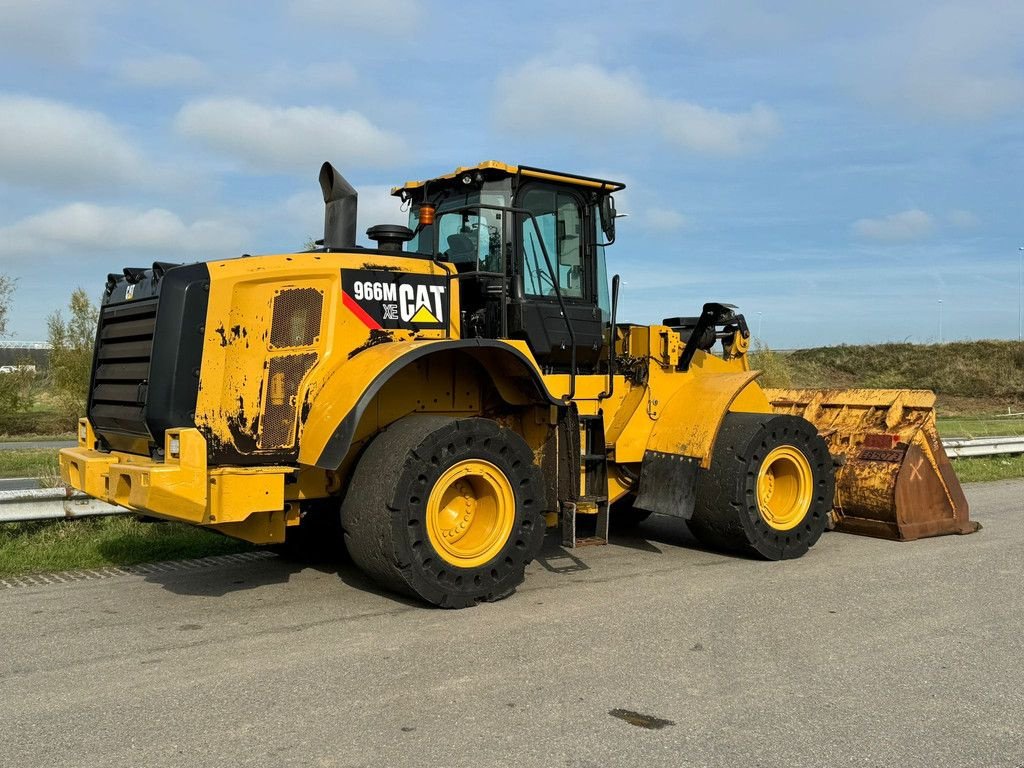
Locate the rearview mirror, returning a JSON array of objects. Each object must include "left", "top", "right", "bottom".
[{"left": 599, "top": 195, "right": 617, "bottom": 243}]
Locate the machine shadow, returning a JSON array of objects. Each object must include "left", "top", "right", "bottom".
[
  {"left": 139, "top": 553, "right": 330, "bottom": 597},
  {"left": 609, "top": 512, "right": 746, "bottom": 559},
  {"left": 144, "top": 548, "right": 424, "bottom": 607},
  {"left": 142, "top": 510, "right": 736, "bottom": 600}
]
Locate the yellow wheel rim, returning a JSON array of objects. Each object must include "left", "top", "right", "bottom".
[
  {"left": 426, "top": 459, "right": 515, "bottom": 569},
  {"left": 756, "top": 446, "right": 813, "bottom": 531}
]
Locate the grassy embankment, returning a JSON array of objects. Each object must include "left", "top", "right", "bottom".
[
  {"left": 751, "top": 339, "right": 1024, "bottom": 483},
  {"left": 0, "top": 517, "right": 254, "bottom": 577}
]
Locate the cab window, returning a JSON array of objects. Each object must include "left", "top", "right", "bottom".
[
  {"left": 519, "top": 187, "right": 585, "bottom": 299},
  {"left": 436, "top": 207, "right": 503, "bottom": 272}
]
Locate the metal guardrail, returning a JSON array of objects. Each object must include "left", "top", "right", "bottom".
[
  {"left": 0, "top": 488, "right": 129, "bottom": 524},
  {"left": 1, "top": 436, "right": 1022, "bottom": 524},
  {"left": 943, "top": 436, "right": 1024, "bottom": 459}
]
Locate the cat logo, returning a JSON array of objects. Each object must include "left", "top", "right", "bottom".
[{"left": 341, "top": 269, "right": 448, "bottom": 331}]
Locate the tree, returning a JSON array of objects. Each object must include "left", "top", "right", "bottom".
[
  {"left": 0, "top": 272, "right": 13, "bottom": 337},
  {"left": 0, "top": 273, "right": 35, "bottom": 416},
  {"left": 47, "top": 288, "right": 99, "bottom": 426}
]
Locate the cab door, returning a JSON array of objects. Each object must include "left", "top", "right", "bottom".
[{"left": 510, "top": 184, "right": 604, "bottom": 372}]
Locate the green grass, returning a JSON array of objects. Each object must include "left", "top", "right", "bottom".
[
  {"left": 0, "top": 516, "right": 256, "bottom": 577},
  {"left": 951, "top": 455, "right": 1024, "bottom": 484},
  {"left": 0, "top": 448, "right": 60, "bottom": 480},
  {"left": 0, "top": 409, "right": 72, "bottom": 438},
  {"left": 0, "top": 432, "right": 76, "bottom": 443},
  {"left": 936, "top": 416, "right": 1024, "bottom": 439},
  {"left": 777, "top": 340, "right": 1024, "bottom": 399}
]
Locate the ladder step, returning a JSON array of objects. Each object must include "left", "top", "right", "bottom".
[
  {"left": 561, "top": 499, "right": 610, "bottom": 548},
  {"left": 581, "top": 453, "right": 606, "bottom": 461},
  {"left": 578, "top": 414, "right": 602, "bottom": 422}
]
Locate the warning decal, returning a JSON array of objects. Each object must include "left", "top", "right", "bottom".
[{"left": 341, "top": 269, "right": 448, "bottom": 330}]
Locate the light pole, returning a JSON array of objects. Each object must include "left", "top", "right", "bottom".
[
  {"left": 938, "top": 299, "right": 943, "bottom": 344},
  {"left": 1018, "top": 246, "right": 1023, "bottom": 342},
  {"left": 757, "top": 311, "right": 763, "bottom": 339}
]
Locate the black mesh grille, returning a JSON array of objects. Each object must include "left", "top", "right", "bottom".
[
  {"left": 259, "top": 352, "right": 318, "bottom": 449},
  {"left": 89, "top": 298, "right": 158, "bottom": 437},
  {"left": 269, "top": 287, "right": 323, "bottom": 348}
]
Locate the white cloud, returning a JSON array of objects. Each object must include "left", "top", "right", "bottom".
[
  {"left": 494, "top": 61, "right": 779, "bottom": 154},
  {"left": 0, "top": 0, "right": 99, "bottom": 63},
  {"left": 0, "top": 95, "right": 143, "bottom": 189},
  {"left": 286, "top": 184, "right": 406, "bottom": 245},
  {"left": 495, "top": 63, "right": 649, "bottom": 138},
  {"left": 948, "top": 209, "right": 981, "bottom": 229},
  {"left": 288, "top": 0, "right": 422, "bottom": 35},
  {"left": 852, "top": 2, "right": 1024, "bottom": 119},
  {"left": 262, "top": 61, "right": 358, "bottom": 92},
  {"left": 285, "top": 191, "right": 324, "bottom": 243},
  {"left": 853, "top": 209, "right": 934, "bottom": 242},
  {"left": 640, "top": 207, "right": 690, "bottom": 233},
  {"left": 116, "top": 53, "right": 209, "bottom": 88},
  {"left": 659, "top": 101, "right": 779, "bottom": 155},
  {"left": 0, "top": 203, "right": 248, "bottom": 257},
  {"left": 174, "top": 97, "right": 407, "bottom": 174}
]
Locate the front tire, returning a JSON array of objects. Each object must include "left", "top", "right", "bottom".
[
  {"left": 688, "top": 413, "right": 834, "bottom": 560},
  {"left": 341, "top": 415, "right": 547, "bottom": 608}
]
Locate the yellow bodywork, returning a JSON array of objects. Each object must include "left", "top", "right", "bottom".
[
  {"left": 58, "top": 246, "right": 764, "bottom": 543},
  {"left": 196, "top": 252, "right": 453, "bottom": 459},
  {"left": 58, "top": 241, "right": 971, "bottom": 548},
  {"left": 60, "top": 423, "right": 297, "bottom": 542}
]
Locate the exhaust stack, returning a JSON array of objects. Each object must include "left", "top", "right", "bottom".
[{"left": 319, "top": 162, "right": 358, "bottom": 249}]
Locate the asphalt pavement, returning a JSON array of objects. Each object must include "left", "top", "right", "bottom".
[
  {"left": 1, "top": 480, "right": 1022, "bottom": 768},
  {"left": 0, "top": 477, "right": 40, "bottom": 492}
]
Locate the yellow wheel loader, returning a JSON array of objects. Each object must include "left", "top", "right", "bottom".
[{"left": 59, "top": 161, "right": 977, "bottom": 607}]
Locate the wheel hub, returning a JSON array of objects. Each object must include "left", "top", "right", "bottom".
[
  {"left": 426, "top": 460, "right": 515, "bottom": 568},
  {"left": 756, "top": 446, "right": 813, "bottom": 531}
]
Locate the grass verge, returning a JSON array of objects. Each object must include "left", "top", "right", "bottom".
[
  {"left": 0, "top": 516, "right": 256, "bottom": 577},
  {"left": 0, "top": 448, "right": 60, "bottom": 480},
  {"left": 951, "top": 455, "right": 1024, "bottom": 484},
  {"left": 936, "top": 417, "right": 1024, "bottom": 439},
  {"left": 0, "top": 433, "right": 76, "bottom": 443}
]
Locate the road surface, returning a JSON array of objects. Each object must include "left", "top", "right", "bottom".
[{"left": 1, "top": 480, "right": 1022, "bottom": 767}]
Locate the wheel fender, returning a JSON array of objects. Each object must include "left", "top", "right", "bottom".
[
  {"left": 298, "top": 339, "right": 560, "bottom": 470},
  {"left": 645, "top": 370, "right": 768, "bottom": 468},
  {"left": 633, "top": 371, "right": 768, "bottom": 518}
]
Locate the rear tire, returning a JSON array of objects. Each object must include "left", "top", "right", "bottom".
[
  {"left": 341, "top": 415, "right": 547, "bottom": 608},
  {"left": 688, "top": 413, "right": 833, "bottom": 560}
]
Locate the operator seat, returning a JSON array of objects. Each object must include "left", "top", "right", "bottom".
[{"left": 446, "top": 233, "right": 477, "bottom": 272}]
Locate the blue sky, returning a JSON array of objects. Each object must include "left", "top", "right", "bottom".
[{"left": 1, "top": 0, "right": 1022, "bottom": 347}]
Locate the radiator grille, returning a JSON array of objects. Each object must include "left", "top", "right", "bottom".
[
  {"left": 269, "top": 288, "right": 323, "bottom": 349},
  {"left": 259, "top": 352, "right": 318, "bottom": 449},
  {"left": 88, "top": 298, "right": 158, "bottom": 437}
]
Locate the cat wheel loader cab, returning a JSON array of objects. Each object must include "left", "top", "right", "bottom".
[{"left": 59, "top": 160, "right": 977, "bottom": 609}]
